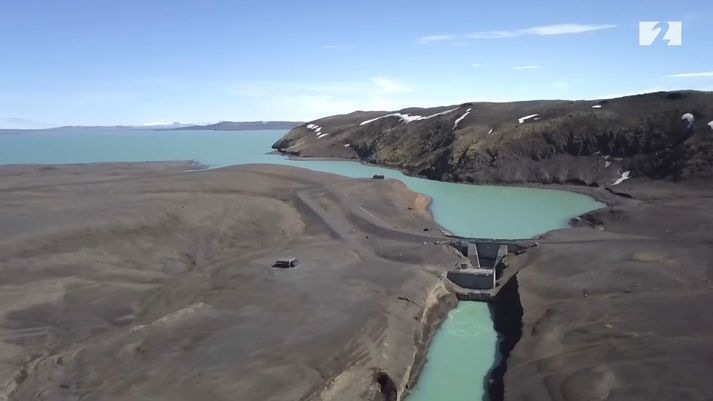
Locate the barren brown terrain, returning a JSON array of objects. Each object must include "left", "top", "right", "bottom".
[
  {"left": 3, "top": 161, "right": 713, "bottom": 401},
  {"left": 0, "top": 162, "right": 460, "bottom": 401},
  {"left": 506, "top": 180, "right": 713, "bottom": 401}
]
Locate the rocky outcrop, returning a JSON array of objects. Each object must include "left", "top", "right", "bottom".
[{"left": 273, "top": 91, "right": 713, "bottom": 186}]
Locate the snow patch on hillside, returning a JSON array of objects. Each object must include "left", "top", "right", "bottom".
[
  {"left": 592, "top": 104, "right": 602, "bottom": 109},
  {"left": 453, "top": 108, "right": 471, "bottom": 129},
  {"left": 612, "top": 171, "right": 630, "bottom": 186},
  {"left": 360, "top": 108, "right": 458, "bottom": 126},
  {"left": 306, "top": 123, "right": 328, "bottom": 138},
  {"left": 360, "top": 113, "right": 409, "bottom": 126},
  {"left": 709, "top": 121, "right": 713, "bottom": 130},
  {"left": 518, "top": 114, "right": 539, "bottom": 124},
  {"left": 682, "top": 113, "right": 695, "bottom": 127},
  {"left": 488, "top": 128, "right": 494, "bottom": 135}
]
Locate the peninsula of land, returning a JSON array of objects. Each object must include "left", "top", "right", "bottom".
[{"left": 0, "top": 162, "right": 459, "bottom": 401}]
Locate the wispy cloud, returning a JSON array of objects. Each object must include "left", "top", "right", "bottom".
[
  {"left": 667, "top": 71, "right": 713, "bottom": 78},
  {"left": 418, "top": 23, "right": 616, "bottom": 44},
  {"left": 472, "top": 63, "right": 483, "bottom": 68},
  {"left": 512, "top": 65, "right": 542, "bottom": 70},
  {"left": 418, "top": 34, "right": 457, "bottom": 44}
]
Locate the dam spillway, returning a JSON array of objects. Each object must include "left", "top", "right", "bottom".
[{"left": 444, "top": 240, "right": 534, "bottom": 301}]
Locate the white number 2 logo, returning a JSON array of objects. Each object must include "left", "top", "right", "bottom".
[{"left": 639, "top": 21, "right": 682, "bottom": 46}]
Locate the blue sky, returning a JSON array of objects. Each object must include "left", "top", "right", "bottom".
[{"left": 1, "top": 0, "right": 712, "bottom": 128}]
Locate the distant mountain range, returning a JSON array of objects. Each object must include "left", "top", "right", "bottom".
[
  {"left": 273, "top": 90, "right": 713, "bottom": 185},
  {"left": 0, "top": 121, "right": 302, "bottom": 132},
  {"left": 174, "top": 121, "right": 303, "bottom": 131}
]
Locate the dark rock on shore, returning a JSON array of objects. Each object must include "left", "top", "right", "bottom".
[
  {"left": 486, "top": 276, "right": 524, "bottom": 401},
  {"left": 273, "top": 91, "right": 713, "bottom": 186}
]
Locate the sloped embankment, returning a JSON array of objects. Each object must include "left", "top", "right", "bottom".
[{"left": 274, "top": 91, "right": 713, "bottom": 186}]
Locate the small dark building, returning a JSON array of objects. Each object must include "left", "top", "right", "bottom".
[
  {"left": 273, "top": 257, "right": 299, "bottom": 268},
  {"left": 372, "top": 175, "right": 385, "bottom": 179}
]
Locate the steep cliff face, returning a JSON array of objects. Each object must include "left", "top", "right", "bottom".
[{"left": 273, "top": 91, "right": 713, "bottom": 186}]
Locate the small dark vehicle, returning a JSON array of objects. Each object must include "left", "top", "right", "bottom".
[{"left": 273, "top": 257, "right": 299, "bottom": 268}]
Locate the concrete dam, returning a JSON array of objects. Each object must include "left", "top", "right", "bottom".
[{"left": 444, "top": 239, "right": 534, "bottom": 301}]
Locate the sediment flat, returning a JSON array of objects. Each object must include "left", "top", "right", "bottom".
[
  {"left": 0, "top": 162, "right": 460, "bottom": 401},
  {"left": 505, "top": 180, "right": 713, "bottom": 401}
]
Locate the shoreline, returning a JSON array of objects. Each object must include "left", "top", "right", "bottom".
[
  {"left": 282, "top": 152, "right": 617, "bottom": 195},
  {"left": 400, "top": 280, "right": 457, "bottom": 400},
  {"left": 502, "top": 180, "right": 713, "bottom": 400},
  {"left": 0, "top": 162, "right": 469, "bottom": 401},
  {"left": 0, "top": 159, "right": 203, "bottom": 168},
  {"left": 274, "top": 155, "right": 674, "bottom": 401},
  {"left": 2, "top": 157, "right": 605, "bottom": 400},
  {"left": 1, "top": 158, "right": 657, "bottom": 401},
  {"left": 280, "top": 153, "right": 612, "bottom": 237}
]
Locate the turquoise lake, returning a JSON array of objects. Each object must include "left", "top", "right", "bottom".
[
  {"left": 0, "top": 128, "right": 602, "bottom": 239},
  {"left": 0, "top": 128, "right": 603, "bottom": 400}
]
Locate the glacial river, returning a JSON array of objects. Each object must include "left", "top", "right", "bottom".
[{"left": 0, "top": 128, "right": 603, "bottom": 400}]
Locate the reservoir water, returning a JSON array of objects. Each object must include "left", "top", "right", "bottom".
[
  {"left": 0, "top": 129, "right": 602, "bottom": 238},
  {"left": 0, "top": 128, "right": 603, "bottom": 400}
]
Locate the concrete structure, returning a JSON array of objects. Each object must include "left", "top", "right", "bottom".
[
  {"left": 294, "top": 181, "right": 534, "bottom": 302},
  {"left": 444, "top": 240, "right": 534, "bottom": 301},
  {"left": 446, "top": 268, "right": 495, "bottom": 290},
  {"left": 465, "top": 242, "right": 508, "bottom": 269},
  {"left": 467, "top": 243, "right": 479, "bottom": 267}
]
